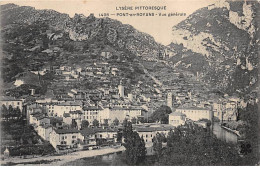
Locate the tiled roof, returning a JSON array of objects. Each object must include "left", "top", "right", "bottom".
[
  {"left": 57, "top": 101, "right": 82, "bottom": 106},
  {"left": 134, "top": 126, "right": 174, "bottom": 132},
  {"left": 63, "top": 113, "right": 71, "bottom": 117},
  {"left": 83, "top": 106, "right": 103, "bottom": 111},
  {"left": 0, "top": 96, "right": 22, "bottom": 101},
  {"left": 69, "top": 110, "right": 83, "bottom": 115},
  {"left": 54, "top": 128, "right": 79, "bottom": 134},
  {"left": 39, "top": 124, "right": 52, "bottom": 129},
  {"left": 169, "top": 111, "right": 186, "bottom": 116},
  {"left": 80, "top": 128, "right": 96, "bottom": 136},
  {"left": 176, "top": 106, "right": 210, "bottom": 111},
  {"left": 109, "top": 106, "right": 143, "bottom": 111},
  {"left": 80, "top": 128, "right": 118, "bottom": 136}
]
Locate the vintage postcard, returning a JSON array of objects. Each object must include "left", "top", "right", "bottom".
[{"left": 0, "top": 0, "right": 259, "bottom": 166}]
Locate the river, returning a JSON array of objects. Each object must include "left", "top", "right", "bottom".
[
  {"left": 66, "top": 147, "right": 155, "bottom": 166},
  {"left": 212, "top": 122, "right": 239, "bottom": 144}
]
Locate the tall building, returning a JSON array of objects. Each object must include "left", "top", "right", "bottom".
[
  {"left": 167, "top": 92, "right": 173, "bottom": 110},
  {"left": 118, "top": 82, "right": 124, "bottom": 98}
]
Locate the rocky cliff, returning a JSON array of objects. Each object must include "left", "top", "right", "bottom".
[
  {"left": 168, "top": 0, "right": 259, "bottom": 95},
  {"left": 1, "top": 3, "right": 163, "bottom": 59},
  {"left": 0, "top": 3, "right": 164, "bottom": 84}
]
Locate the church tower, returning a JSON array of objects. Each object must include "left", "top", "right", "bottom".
[
  {"left": 118, "top": 81, "right": 124, "bottom": 98},
  {"left": 167, "top": 92, "right": 173, "bottom": 110}
]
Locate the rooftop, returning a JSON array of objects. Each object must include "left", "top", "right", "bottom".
[
  {"left": 169, "top": 111, "right": 186, "bottom": 116},
  {"left": 108, "top": 106, "right": 143, "bottom": 111},
  {"left": 134, "top": 125, "right": 174, "bottom": 132},
  {"left": 54, "top": 128, "right": 79, "bottom": 134},
  {"left": 0, "top": 96, "right": 22, "bottom": 101},
  {"left": 69, "top": 110, "right": 83, "bottom": 115},
  {"left": 176, "top": 106, "right": 210, "bottom": 111},
  {"left": 63, "top": 113, "right": 71, "bottom": 117},
  {"left": 83, "top": 106, "right": 103, "bottom": 111},
  {"left": 80, "top": 127, "right": 118, "bottom": 136},
  {"left": 57, "top": 101, "right": 82, "bottom": 106}
]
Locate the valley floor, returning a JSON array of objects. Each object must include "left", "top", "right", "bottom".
[{"left": 0, "top": 146, "right": 126, "bottom": 166}]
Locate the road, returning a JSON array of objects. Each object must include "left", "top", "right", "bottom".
[{"left": 1, "top": 146, "right": 126, "bottom": 166}]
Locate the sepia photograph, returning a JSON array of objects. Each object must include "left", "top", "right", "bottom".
[{"left": 0, "top": 0, "right": 259, "bottom": 166}]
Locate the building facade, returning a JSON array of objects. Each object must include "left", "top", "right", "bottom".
[
  {"left": 169, "top": 111, "right": 186, "bottom": 127},
  {"left": 0, "top": 96, "right": 23, "bottom": 111},
  {"left": 175, "top": 107, "right": 213, "bottom": 121}
]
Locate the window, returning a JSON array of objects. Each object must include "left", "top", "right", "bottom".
[
  {"left": 151, "top": 134, "right": 152, "bottom": 137},
  {"left": 72, "top": 135, "right": 76, "bottom": 139},
  {"left": 146, "top": 134, "right": 148, "bottom": 138},
  {"left": 61, "top": 141, "right": 67, "bottom": 145}
]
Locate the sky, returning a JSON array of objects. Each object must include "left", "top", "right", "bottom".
[{"left": 1, "top": 0, "right": 218, "bottom": 45}]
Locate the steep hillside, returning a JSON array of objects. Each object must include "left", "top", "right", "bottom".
[
  {"left": 168, "top": 0, "right": 259, "bottom": 95},
  {"left": 0, "top": 3, "right": 164, "bottom": 85}
]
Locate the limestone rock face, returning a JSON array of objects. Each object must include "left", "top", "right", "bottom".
[{"left": 169, "top": 0, "right": 259, "bottom": 95}]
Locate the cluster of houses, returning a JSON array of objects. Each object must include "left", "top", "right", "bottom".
[
  {"left": 1, "top": 91, "right": 242, "bottom": 153},
  {"left": 1, "top": 64, "right": 244, "bottom": 153},
  {"left": 54, "top": 62, "right": 120, "bottom": 81},
  {"left": 167, "top": 92, "right": 241, "bottom": 127}
]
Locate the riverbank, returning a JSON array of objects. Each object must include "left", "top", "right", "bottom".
[
  {"left": 221, "top": 125, "right": 240, "bottom": 137},
  {"left": 1, "top": 146, "right": 126, "bottom": 166},
  {"left": 213, "top": 123, "right": 239, "bottom": 143}
]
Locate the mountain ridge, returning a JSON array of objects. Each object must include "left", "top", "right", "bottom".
[{"left": 168, "top": 0, "right": 259, "bottom": 95}]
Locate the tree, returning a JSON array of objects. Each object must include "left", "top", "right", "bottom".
[
  {"left": 122, "top": 119, "right": 132, "bottom": 139},
  {"left": 153, "top": 133, "right": 163, "bottom": 159},
  {"left": 8, "top": 105, "right": 14, "bottom": 120},
  {"left": 103, "top": 119, "right": 109, "bottom": 127},
  {"left": 156, "top": 123, "right": 243, "bottom": 165},
  {"left": 71, "top": 119, "right": 77, "bottom": 129},
  {"left": 93, "top": 119, "right": 99, "bottom": 127},
  {"left": 138, "top": 117, "right": 145, "bottom": 123},
  {"left": 236, "top": 103, "right": 259, "bottom": 165},
  {"left": 14, "top": 107, "right": 21, "bottom": 120},
  {"left": 123, "top": 121, "right": 146, "bottom": 165},
  {"left": 81, "top": 120, "right": 89, "bottom": 129},
  {"left": 131, "top": 117, "right": 137, "bottom": 124},
  {"left": 83, "top": 43, "right": 89, "bottom": 51},
  {"left": 199, "top": 118, "right": 212, "bottom": 127},
  {"left": 113, "top": 118, "right": 119, "bottom": 126},
  {"left": 150, "top": 105, "right": 172, "bottom": 124},
  {"left": 117, "top": 130, "right": 123, "bottom": 143},
  {"left": 1, "top": 105, "right": 8, "bottom": 120}
]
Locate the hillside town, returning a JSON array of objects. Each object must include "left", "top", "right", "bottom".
[
  {"left": 1, "top": 52, "right": 245, "bottom": 154},
  {"left": 1, "top": 0, "right": 259, "bottom": 166}
]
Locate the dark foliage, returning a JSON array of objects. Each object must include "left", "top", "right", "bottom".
[
  {"left": 150, "top": 105, "right": 172, "bottom": 124},
  {"left": 122, "top": 120, "right": 146, "bottom": 165}
]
